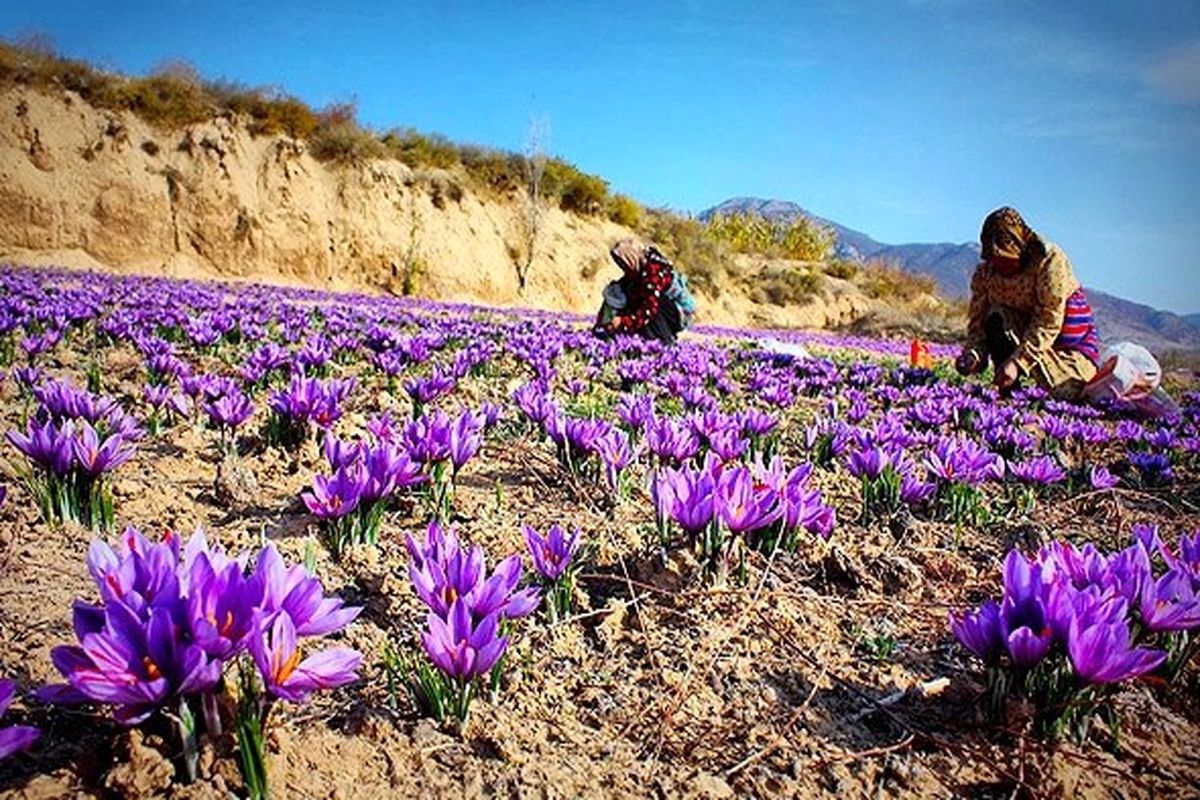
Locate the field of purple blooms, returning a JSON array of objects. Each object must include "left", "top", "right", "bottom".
[{"left": 0, "top": 264, "right": 1197, "bottom": 798}]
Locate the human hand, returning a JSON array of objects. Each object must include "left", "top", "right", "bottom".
[
  {"left": 955, "top": 350, "right": 981, "bottom": 376},
  {"left": 995, "top": 359, "right": 1020, "bottom": 389}
]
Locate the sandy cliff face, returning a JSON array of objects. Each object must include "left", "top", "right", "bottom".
[{"left": 0, "top": 85, "right": 876, "bottom": 329}]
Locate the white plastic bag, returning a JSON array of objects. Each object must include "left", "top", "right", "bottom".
[
  {"left": 1083, "top": 341, "right": 1177, "bottom": 417},
  {"left": 760, "top": 338, "right": 811, "bottom": 361}
]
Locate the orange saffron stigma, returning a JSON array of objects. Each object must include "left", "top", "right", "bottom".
[
  {"left": 143, "top": 656, "right": 162, "bottom": 680},
  {"left": 275, "top": 648, "right": 302, "bottom": 683}
]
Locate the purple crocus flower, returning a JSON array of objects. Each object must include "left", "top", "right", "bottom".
[
  {"left": 1067, "top": 617, "right": 1166, "bottom": 685},
  {"left": 361, "top": 441, "right": 425, "bottom": 503},
  {"left": 998, "top": 550, "right": 1053, "bottom": 668},
  {"left": 421, "top": 600, "right": 508, "bottom": 681},
  {"left": 616, "top": 393, "right": 655, "bottom": 432},
  {"left": 645, "top": 416, "right": 701, "bottom": 464},
  {"left": 949, "top": 599, "right": 1003, "bottom": 665},
  {"left": 322, "top": 432, "right": 363, "bottom": 471},
  {"left": 7, "top": 418, "right": 75, "bottom": 476},
  {"left": 187, "top": 552, "right": 258, "bottom": 659},
  {"left": 524, "top": 524, "right": 582, "bottom": 581},
  {"left": 715, "top": 466, "right": 782, "bottom": 534},
  {"left": 738, "top": 409, "right": 778, "bottom": 438},
  {"left": 1138, "top": 569, "right": 1200, "bottom": 632},
  {"left": 657, "top": 463, "right": 716, "bottom": 534},
  {"left": 594, "top": 429, "right": 636, "bottom": 491},
  {"left": 73, "top": 420, "right": 136, "bottom": 476},
  {"left": 846, "top": 446, "right": 891, "bottom": 481},
  {"left": 1089, "top": 465, "right": 1120, "bottom": 491},
  {"left": 404, "top": 371, "right": 456, "bottom": 407},
  {"left": 1008, "top": 455, "right": 1066, "bottom": 486},
  {"left": 448, "top": 410, "right": 484, "bottom": 473},
  {"left": 0, "top": 680, "right": 39, "bottom": 760},
  {"left": 203, "top": 390, "right": 254, "bottom": 430},
  {"left": 251, "top": 544, "right": 362, "bottom": 638},
  {"left": 402, "top": 410, "right": 454, "bottom": 464},
  {"left": 1129, "top": 452, "right": 1173, "bottom": 485},
  {"left": 899, "top": 474, "right": 936, "bottom": 506},
  {"left": 250, "top": 612, "right": 362, "bottom": 703},
  {"left": 408, "top": 532, "right": 538, "bottom": 622},
  {"left": 41, "top": 600, "right": 222, "bottom": 724},
  {"left": 302, "top": 466, "right": 366, "bottom": 520},
  {"left": 707, "top": 427, "right": 749, "bottom": 462}
]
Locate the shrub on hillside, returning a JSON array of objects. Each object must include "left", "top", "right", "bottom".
[
  {"left": 458, "top": 145, "right": 524, "bottom": 194},
  {"left": 544, "top": 160, "right": 608, "bottom": 214},
  {"left": 606, "top": 194, "right": 643, "bottom": 228},
  {"left": 824, "top": 259, "right": 858, "bottom": 280},
  {"left": 704, "top": 211, "right": 834, "bottom": 261},
  {"left": 380, "top": 128, "right": 460, "bottom": 170},
  {"left": 856, "top": 259, "right": 936, "bottom": 301},
  {"left": 210, "top": 82, "right": 320, "bottom": 139},
  {"left": 752, "top": 267, "right": 825, "bottom": 307},
  {"left": 309, "top": 103, "right": 385, "bottom": 164}
]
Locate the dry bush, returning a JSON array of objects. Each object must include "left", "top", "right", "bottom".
[
  {"left": 752, "top": 266, "right": 825, "bottom": 307},
  {"left": 380, "top": 128, "right": 459, "bottom": 170},
  {"left": 606, "top": 194, "right": 642, "bottom": 229},
  {"left": 856, "top": 259, "right": 936, "bottom": 301},
  {"left": 543, "top": 160, "right": 608, "bottom": 215},
  {"left": 824, "top": 259, "right": 858, "bottom": 280},
  {"left": 308, "top": 103, "right": 385, "bottom": 164},
  {"left": 458, "top": 145, "right": 523, "bottom": 195},
  {"left": 704, "top": 211, "right": 834, "bottom": 261}
]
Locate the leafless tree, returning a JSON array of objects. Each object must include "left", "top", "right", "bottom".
[{"left": 516, "top": 114, "right": 550, "bottom": 292}]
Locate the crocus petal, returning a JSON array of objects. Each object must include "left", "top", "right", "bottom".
[{"left": 0, "top": 725, "right": 40, "bottom": 760}]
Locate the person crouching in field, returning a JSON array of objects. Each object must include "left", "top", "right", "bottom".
[
  {"left": 955, "top": 207, "right": 1100, "bottom": 400},
  {"left": 593, "top": 239, "right": 683, "bottom": 345}
]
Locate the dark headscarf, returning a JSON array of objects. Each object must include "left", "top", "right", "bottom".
[{"left": 980, "top": 207, "right": 1046, "bottom": 272}]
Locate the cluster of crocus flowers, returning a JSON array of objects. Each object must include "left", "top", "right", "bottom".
[
  {"left": 265, "top": 373, "right": 356, "bottom": 448},
  {"left": 302, "top": 429, "right": 426, "bottom": 556},
  {"left": 142, "top": 383, "right": 192, "bottom": 436},
  {"left": 40, "top": 526, "right": 361, "bottom": 788},
  {"left": 199, "top": 380, "right": 255, "bottom": 455},
  {"left": 403, "top": 369, "right": 456, "bottom": 417},
  {"left": 844, "top": 443, "right": 935, "bottom": 524},
  {"left": 403, "top": 522, "right": 539, "bottom": 726},
  {"left": 6, "top": 380, "right": 140, "bottom": 529},
  {"left": 653, "top": 454, "right": 834, "bottom": 584},
  {"left": 949, "top": 526, "right": 1200, "bottom": 740},
  {"left": 524, "top": 523, "right": 584, "bottom": 622},
  {"left": 405, "top": 407, "right": 489, "bottom": 520}
]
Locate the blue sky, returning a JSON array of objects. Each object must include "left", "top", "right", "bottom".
[{"left": 2, "top": 1, "right": 1198, "bottom": 312}]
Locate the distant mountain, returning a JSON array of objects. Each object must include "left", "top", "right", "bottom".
[{"left": 702, "top": 197, "right": 1200, "bottom": 354}]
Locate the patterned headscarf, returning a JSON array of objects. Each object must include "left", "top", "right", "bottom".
[
  {"left": 610, "top": 239, "right": 646, "bottom": 275},
  {"left": 980, "top": 207, "right": 1031, "bottom": 261}
]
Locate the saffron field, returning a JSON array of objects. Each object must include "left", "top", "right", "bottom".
[{"left": 0, "top": 265, "right": 1197, "bottom": 798}]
